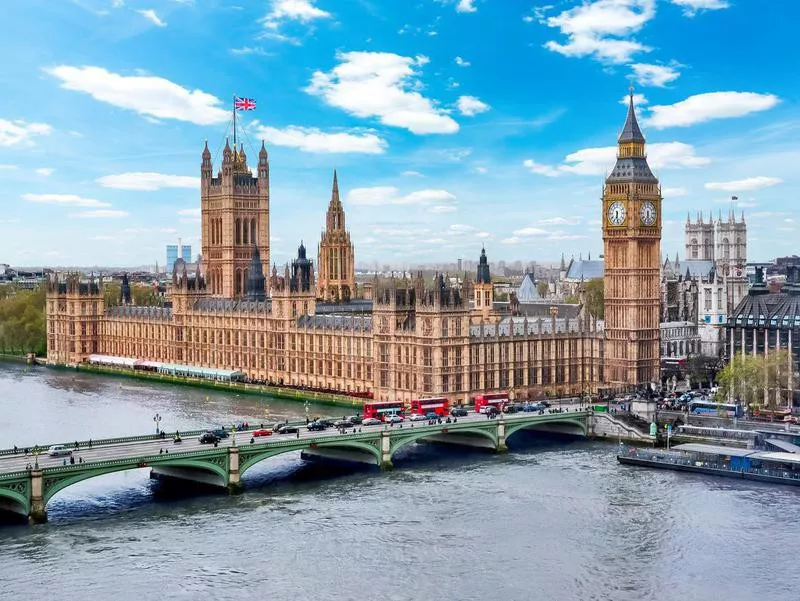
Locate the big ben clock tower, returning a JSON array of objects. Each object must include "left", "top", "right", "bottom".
[{"left": 602, "top": 91, "right": 661, "bottom": 388}]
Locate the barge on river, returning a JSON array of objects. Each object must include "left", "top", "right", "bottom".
[{"left": 618, "top": 443, "right": 800, "bottom": 486}]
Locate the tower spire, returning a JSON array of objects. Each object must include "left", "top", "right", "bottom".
[
  {"left": 331, "top": 169, "right": 340, "bottom": 207},
  {"left": 618, "top": 86, "right": 645, "bottom": 145}
]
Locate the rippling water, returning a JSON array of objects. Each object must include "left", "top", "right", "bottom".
[{"left": 0, "top": 363, "right": 798, "bottom": 601}]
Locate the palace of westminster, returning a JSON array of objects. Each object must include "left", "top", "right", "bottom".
[{"left": 45, "top": 97, "right": 667, "bottom": 401}]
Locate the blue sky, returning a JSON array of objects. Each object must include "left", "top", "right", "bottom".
[{"left": 0, "top": 0, "right": 797, "bottom": 268}]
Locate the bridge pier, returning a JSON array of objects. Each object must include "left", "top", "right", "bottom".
[
  {"left": 380, "top": 432, "right": 393, "bottom": 470},
  {"left": 29, "top": 469, "right": 47, "bottom": 524},
  {"left": 227, "top": 447, "right": 243, "bottom": 494},
  {"left": 496, "top": 421, "right": 508, "bottom": 453}
]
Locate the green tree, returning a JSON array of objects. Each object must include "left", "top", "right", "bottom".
[
  {"left": 686, "top": 355, "right": 719, "bottom": 388},
  {"left": 536, "top": 280, "right": 549, "bottom": 298},
  {"left": 584, "top": 278, "right": 604, "bottom": 319},
  {"left": 0, "top": 284, "right": 46, "bottom": 355},
  {"left": 716, "top": 350, "right": 795, "bottom": 415}
]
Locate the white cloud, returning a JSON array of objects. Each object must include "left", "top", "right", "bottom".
[
  {"left": 346, "top": 187, "right": 456, "bottom": 210},
  {"left": 454, "top": 56, "right": 471, "bottom": 67},
  {"left": 0, "top": 164, "right": 19, "bottom": 170},
  {"left": 35, "top": 168, "right": 54, "bottom": 177},
  {"left": 251, "top": 123, "right": 387, "bottom": 154},
  {"left": 45, "top": 66, "right": 229, "bottom": 125},
  {"left": 513, "top": 227, "right": 548, "bottom": 236},
  {"left": 669, "top": 0, "right": 729, "bottom": 17},
  {"left": 662, "top": 187, "right": 688, "bottom": 197},
  {"left": 137, "top": 9, "right": 166, "bottom": 27},
  {"left": 229, "top": 46, "right": 269, "bottom": 56},
  {"left": 22, "top": 193, "right": 110, "bottom": 207},
  {"left": 429, "top": 205, "right": 457, "bottom": 213},
  {"left": 0, "top": 119, "right": 53, "bottom": 146},
  {"left": 71, "top": 209, "right": 130, "bottom": 218},
  {"left": 523, "top": 159, "right": 561, "bottom": 177},
  {"left": 401, "top": 170, "right": 423, "bottom": 177},
  {"left": 474, "top": 166, "right": 488, "bottom": 174},
  {"left": 456, "top": 0, "right": 477, "bottom": 13},
  {"left": 548, "top": 233, "right": 588, "bottom": 241},
  {"left": 306, "top": 52, "right": 459, "bottom": 134},
  {"left": 96, "top": 172, "right": 199, "bottom": 191},
  {"left": 630, "top": 63, "right": 680, "bottom": 87},
  {"left": 177, "top": 208, "right": 201, "bottom": 217},
  {"left": 537, "top": 216, "right": 582, "bottom": 225},
  {"left": 501, "top": 236, "right": 523, "bottom": 245},
  {"left": 525, "top": 142, "right": 710, "bottom": 177},
  {"left": 263, "top": 0, "right": 331, "bottom": 30},
  {"left": 542, "top": 0, "right": 656, "bottom": 64},
  {"left": 456, "top": 95, "right": 490, "bottom": 116},
  {"left": 705, "top": 177, "right": 783, "bottom": 192},
  {"left": 91, "top": 235, "right": 117, "bottom": 241},
  {"left": 619, "top": 93, "right": 648, "bottom": 106},
  {"left": 447, "top": 224, "right": 476, "bottom": 234},
  {"left": 644, "top": 92, "right": 780, "bottom": 129}
]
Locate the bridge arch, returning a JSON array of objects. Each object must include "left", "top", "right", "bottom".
[
  {"left": 389, "top": 426, "right": 498, "bottom": 459},
  {"left": 239, "top": 440, "right": 382, "bottom": 475},
  {"left": 505, "top": 417, "right": 588, "bottom": 441},
  {"left": 42, "top": 457, "right": 228, "bottom": 507},
  {"left": 0, "top": 478, "right": 30, "bottom": 518}
]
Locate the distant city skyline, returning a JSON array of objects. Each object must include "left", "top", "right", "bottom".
[{"left": 1, "top": 0, "right": 797, "bottom": 267}]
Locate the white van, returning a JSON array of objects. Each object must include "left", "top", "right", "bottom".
[{"left": 47, "top": 445, "right": 72, "bottom": 457}]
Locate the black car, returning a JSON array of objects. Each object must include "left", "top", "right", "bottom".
[
  {"left": 502, "top": 404, "right": 520, "bottom": 414},
  {"left": 333, "top": 419, "right": 352, "bottom": 428},
  {"left": 348, "top": 415, "right": 363, "bottom": 425},
  {"left": 277, "top": 424, "right": 299, "bottom": 434},
  {"left": 199, "top": 432, "right": 220, "bottom": 444},
  {"left": 450, "top": 407, "right": 468, "bottom": 417},
  {"left": 307, "top": 421, "right": 328, "bottom": 431}
]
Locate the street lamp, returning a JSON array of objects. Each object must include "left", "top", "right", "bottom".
[
  {"left": 32, "top": 446, "right": 41, "bottom": 470},
  {"left": 304, "top": 400, "right": 310, "bottom": 422},
  {"left": 153, "top": 413, "right": 162, "bottom": 434}
]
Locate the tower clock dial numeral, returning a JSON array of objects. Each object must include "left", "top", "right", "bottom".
[
  {"left": 607, "top": 201, "right": 626, "bottom": 226},
  {"left": 640, "top": 201, "right": 657, "bottom": 226}
]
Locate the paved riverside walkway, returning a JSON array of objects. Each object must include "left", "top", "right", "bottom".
[{"left": 0, "top": 409, "right": 591, "bottom": 524}]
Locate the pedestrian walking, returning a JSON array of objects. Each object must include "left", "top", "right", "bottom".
[
  {"left": 62, "top": 458, "right": 67, "bottom": 466},
  {"left": 296, "top": 431, "right": 300, "bottom": 439}
]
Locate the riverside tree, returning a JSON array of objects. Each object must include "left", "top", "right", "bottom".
[{"left": 716, "top": 350, "right": 795, "bottom": 414}]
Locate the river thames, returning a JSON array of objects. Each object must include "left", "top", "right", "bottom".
[{"left": 0, "top": 363, "right": 797, "bottom": 601}]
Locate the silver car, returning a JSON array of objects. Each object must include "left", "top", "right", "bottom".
[{"left": 48, "top": 445, "right": 73, "bottom": 457}]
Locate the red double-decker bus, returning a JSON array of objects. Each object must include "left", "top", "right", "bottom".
[
  {"left": 363, "top": 400, "right": 405, "bottom": 420},
  {"left": 409, "top": 396, "right": 450, "bottom": 416},
  {"left": 474, "top": 392, "right": 509, "bottom": 413}
]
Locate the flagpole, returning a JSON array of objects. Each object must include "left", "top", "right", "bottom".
[{"left": 233, "top": 95, "right": 237, "bottom": 148}]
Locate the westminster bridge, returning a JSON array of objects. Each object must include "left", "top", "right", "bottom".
[{"left": 0, "top": 409, "right": 649, "bottom": 524}]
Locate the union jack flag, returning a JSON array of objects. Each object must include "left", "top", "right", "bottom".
[{"left": 234, "top": 96, "right": 256, "bottom": 111}]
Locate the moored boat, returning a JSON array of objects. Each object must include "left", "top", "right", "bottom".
[{"left": 618, "top": 442, "right": 800, "bottom": 486}]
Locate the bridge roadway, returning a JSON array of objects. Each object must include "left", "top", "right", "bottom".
[{"left": 0, "top": 407, "right": 591, "bottom": 525}]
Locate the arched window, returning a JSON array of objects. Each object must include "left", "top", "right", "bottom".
[
  {"left": 691, "top": 238, "right": 698, "bottom": 259},
  {"left": 235, "top": 219, "right": 241, "bottom": 245},
  {"left": 250, "top": 219, "right": 256, "bottom": 245},
  {"left": 242, "top": 218, "right": 249, "bottom": 245},
  {"left": 722, "top": 237, "right": 730, "bottom": 259}
]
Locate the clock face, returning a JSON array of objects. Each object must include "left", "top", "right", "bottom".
[
  {"left": 607, "top": 201, "right": 626, "bottom": 226},
  {"left": 640, "top": 201, "right": 657, "bottom": 226}
]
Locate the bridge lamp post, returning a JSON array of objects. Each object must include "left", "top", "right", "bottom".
[
  {"left": 33, "top": 446, "right": 41, "bottom": 470},
  {"left": 153, "top": 413, "right": 162, "bottom": 434},
  {"left": 304, "top": 400, "right": 310, "bottom": 422}
]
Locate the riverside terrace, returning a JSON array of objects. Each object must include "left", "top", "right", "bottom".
[{"left": 0, "top": 410, "right": 613, "bottom": 525}]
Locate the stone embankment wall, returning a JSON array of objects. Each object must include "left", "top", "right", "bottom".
[{"left": 589, "top": 413, "right": 655, "bottom": 444}]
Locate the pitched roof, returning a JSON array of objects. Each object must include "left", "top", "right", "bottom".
[{"left": 619, "top": 94, "right": 645, "bottom": 144}]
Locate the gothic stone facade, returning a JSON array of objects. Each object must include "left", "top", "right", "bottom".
[{"left": 47, "top": 98, "right": 658, "bottom": 400}]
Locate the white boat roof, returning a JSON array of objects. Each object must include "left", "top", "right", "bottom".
[{"left": 671, "top": 443, "right": 755, "bottom": 457}]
